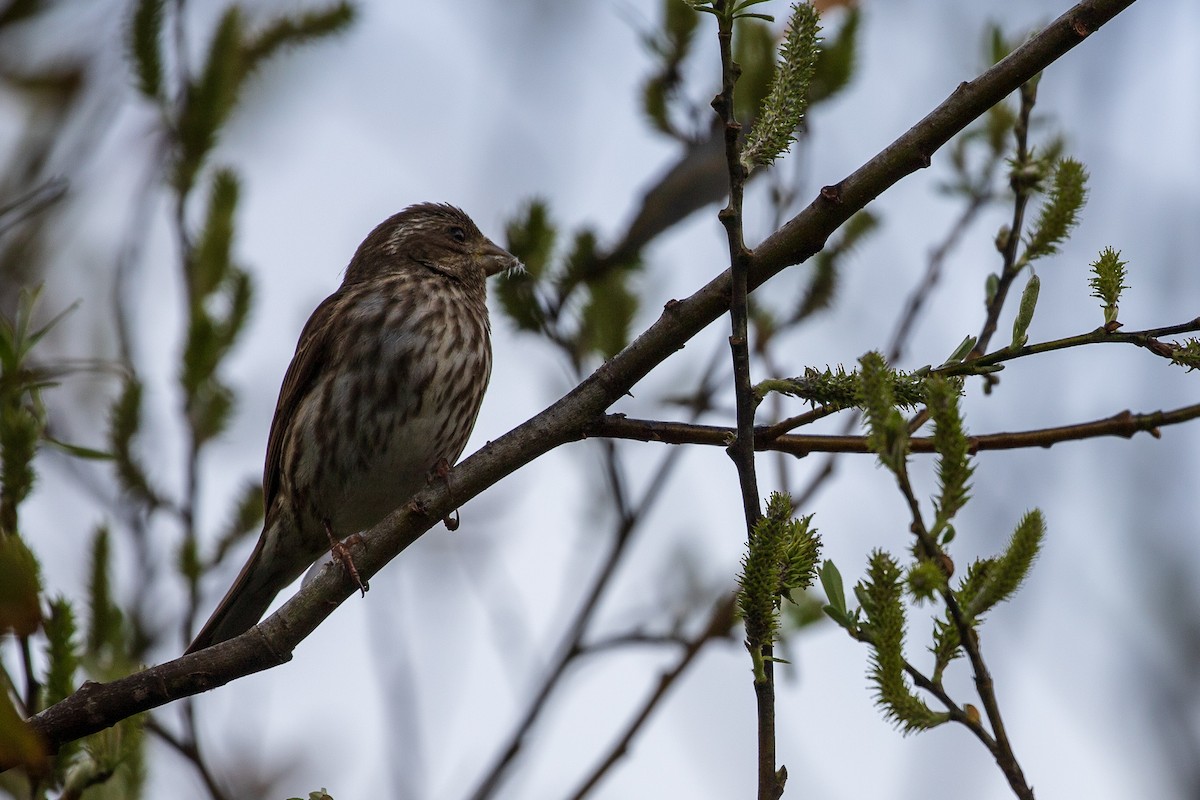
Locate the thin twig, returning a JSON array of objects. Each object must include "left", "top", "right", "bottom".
[
  {"left": 145, "top": 718, "right": 232, "bottom": 800},
  {"left": 467, "top": 370, "right": 707, "bottom": 799},
  {"left": 591, "top": 402, "right": 1198, "bottom": 455},
  {"left": 892, "top": 468, "right": 1033, "bottom": 799},
  {"left": 14, "top": 0, "right": 1140, "bottom": 759},
  {"left": 972, "top": 80, "right": 1038, "bottom": 360},
  {"left": 710, "top": 5, "right": 778, "bottom": 798},
  {"left": 568, "top": 595, "right": 738, "bottom": 800}
]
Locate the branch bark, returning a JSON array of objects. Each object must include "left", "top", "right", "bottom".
[
  {"left": 591, "top": 403, "right": 1200, "bottom": 455},
  {"left": 7, "top": 0, "right": 1138, "bottom": 766}
]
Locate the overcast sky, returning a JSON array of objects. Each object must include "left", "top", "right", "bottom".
[{"left": 8, "top": 0, "right": 1200, "bottom": 798}]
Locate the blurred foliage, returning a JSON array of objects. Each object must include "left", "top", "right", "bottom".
[
  {"left": 737, "top": 491, "right": 821, "bottom": 681},
  {"left": 0, "top": 1, "right": 352, "bottom": 796},
  {"left": 0, "top": 1, "right": 1194, "bottom": 798}
]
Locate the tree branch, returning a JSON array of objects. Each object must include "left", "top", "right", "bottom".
[
  {"left": 7, "top": 0, "right": 1139, "bottom": 765},
  {"left": 567, "top": 595, "right": 737, "bottom": 800},
  {"left": 592, "top": 403, "right": 1199, "bottom": 455},
  {"left": 708, "top": 5, "right": 777, "bottom": 796},
  {"left": 892, "top": 469, "right": 1032, "bottom": 799}
]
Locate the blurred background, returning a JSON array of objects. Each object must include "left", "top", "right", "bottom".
[{"left": 2, "top": 0, "right": 1199, "bottom": 798}]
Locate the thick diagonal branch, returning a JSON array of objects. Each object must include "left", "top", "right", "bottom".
[{"left": 9, "top": 0, "right": 1136, "bottom": 763}]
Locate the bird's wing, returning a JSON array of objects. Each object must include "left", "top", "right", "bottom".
[{"left": 262, "top": 289, "right": 346, "bottom": 516}]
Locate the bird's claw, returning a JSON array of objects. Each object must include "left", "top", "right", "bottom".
[{"left": 325, "top": 523, "right": 369, "bottom": 596}]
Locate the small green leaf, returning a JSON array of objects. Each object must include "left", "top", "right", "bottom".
[
  {"left": 210, "top": 478, "right": 264, "bottom": 567},
  {"left": 578, "top": 271, "right": 638, "bottom": 360},
  {"left": 176, "top": 7, "right": 244, "bottom": 191},
  {"left": 858, "top": 352, "right": 909, "bottom": 472},
  {"left": 926, "top": 375, "right": 973, "bottom": 527},
  {"left": 732, "top": 20, "right": 775, "bottom": 123},
  {"left": 1088, "top": 246, "right": 1129, "bottom": 325},
  {"left": 964, "top": 509, "right": 1045, "bottom": 618},
  {"left": 504, "top": 200, "right": 555, "bottom": 279},
  {"left": 127, "top": 0, "right": 165, "bottom": 99},
  {"left": 1010, "top": 273, "right": 1040, "bottom": 348},
  {"left": 859, "top": 550, "right": 948, "bottom": 732},
  {"left": 943, "top": 335, "right": 976, "bottom": 365},
  {"left": 108, "top": 377, "right": 160, "bottom": 507},
  {"left": 741, "top": 2, "right": 821, "bottom": 171},
  {"left": 87, "top": 527, "right": 122, "bottom": 655},
  {"left": 1170, "top": 338, "right": 1200, "bottom": 372},
  {"left": 0, "top": 535, "right": 42, "bottom": 636},
  {"left": 241, "top": 2, "right": 356, "bottom": 75},
  {"left": 819, "top": 559, "right": 846, "bottom": 616},
  {"left": 0, "top": 691, "right": 48, "bottom": 774},
  {"left": 1023, "top": 158, "right": 1088, "bottom": 262},
  {"left": 43, "top": 597, "right": 80, "bottom": 707},
  {"left": 192, "top": 168, "right": 240, "bottom": 301}
]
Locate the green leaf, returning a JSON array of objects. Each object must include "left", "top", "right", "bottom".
[
  {"left": 0, "top": 535, "right": 42, "bottom": 636},
  {"left": 43, "top": 436, "right": 113, "bottom": 460},
  {"left": 1023, "top": 158, "right": 1088, "bottom": 262},
  {"left": 87, "top": 526, "right": 122, "bottom": 655},
  {"left": 857, "top": 352, "right": 909, "bottom": 472},
  {"left": 241, "top": 2, "right": 356, "bottom": 76},
  {"left": 108, "top": 377, "right": 160, "bottom": 507},
  {"left": 943, "top": 335, "right": 976, "bottom": 366},
  {"left": 1, "top": 404, "right": 40, "bottom": 534},
  {"left": 210, "top": 478, "right": 264, "bottom": 567},
  {"left": 793, "top": 210, "right": 876, "bottom": 323},
  {"left": 1010, "top": 272, "right": 1040, "bottom": 348},
  {"left": 640, "top": 0, "right": 699, "bottom": 136},
  {"left": 742, "top": 2, "right": 821, "bottom": 170},
  {"left": 964, "top": 509, "right": 1044, "bottom": 618},
  {"left": 188, "top": 379, "right": 235, "bottom": 445},
  {"left": 984, "top": 272, "right": 999, "bottom": 306},
  {"left": 1170, "top": 338, "right": 1200, "bottom": 372},
  {"left": 819, "top": 559, "right": 846, "bottom": 617},
  {"left": 495, "top": 270, "right": 545, "bottom": 333},
  {"left": 43, "top": 596, "right": 80, "bottom": 707},
  {"left": 505, "top": 199, "right": 556, "bottom": 279},
  {"left": 1088, "top": 246, "right": 1129, "bottom": 325},
  {"left": 127, "top": 0, "right": 165, "bottom": 99},
  {"left": 858, "top": 550, "right": 948, "bottom": 732},
  {"left": 192, "top": 168, "right": 240, "bottom": 301},
  {"left": 0, "top": 691, "right": 48, "bottom": 774},
  {"left": 578, "top": 271, "right": 637, "bottom": 360},
  {"left": 925, "top": 375, "right": 973, "bottom": 528},
  {"left": 176, "top": 7, "right": 244, "bottom": 192},
  {"left": 732, "top": 19, "right": 775, "bottom": 123}
]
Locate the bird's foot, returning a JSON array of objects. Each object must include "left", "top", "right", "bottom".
[
  {"left": 428, "top": 459, "right": 460, "bottom": 530},
  {"left": 324, "top": 522, "right": 369, "bottom": 596}
]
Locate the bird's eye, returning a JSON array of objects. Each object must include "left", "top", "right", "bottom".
[{"left": 448, "top": 226, "right": 467, "bottom": 243}]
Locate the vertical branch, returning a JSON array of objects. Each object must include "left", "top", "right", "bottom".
[
  {"left": 892, "top": 469, "right": 1034, "bottom": 800},
  {"left": 710, "top": 5, "right": 777, "bottom": 799},
  {"left": 712, "top": 9, "right": 761, "bottom": 536},
  {"left": 972, "top": 80, "right": 1037, "bottom": 357}
]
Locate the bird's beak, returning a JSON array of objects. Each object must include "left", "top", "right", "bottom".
[{"left": 478, "top": 238, "right": 523, "bottom": 278}]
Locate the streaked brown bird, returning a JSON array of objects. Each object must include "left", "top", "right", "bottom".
[{"left": 185, "top": 203, "right": 518, "bottom": 653}]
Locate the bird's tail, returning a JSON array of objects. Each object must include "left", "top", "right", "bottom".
[{"left": 184, "top": 525, "right": 297, "bottom": 654}]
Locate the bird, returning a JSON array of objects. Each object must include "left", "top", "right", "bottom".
[{"left": 185, "top": 203, "right": 519, "bottom": 654}]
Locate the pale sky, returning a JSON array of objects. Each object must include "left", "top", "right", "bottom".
[{"left": 8, "top": 0, "right": 1200, "bottom": 798}]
